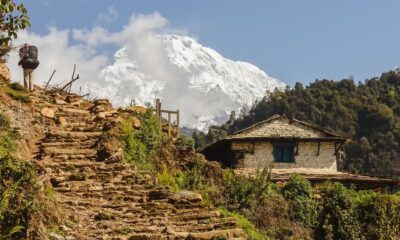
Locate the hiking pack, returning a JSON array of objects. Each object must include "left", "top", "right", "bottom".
[{"left": 19, "top": 45, "right": 40, "bottom": 69}]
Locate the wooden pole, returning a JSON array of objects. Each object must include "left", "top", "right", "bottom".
[
  {"left": 44, "top": 69, "right": 56, "bottom": 92},
  {"left": 176, "top": 109, "right": 180, "bottom": 137},
  {"left": 168, "top": 112, "right": 172, "bottom": 138}
]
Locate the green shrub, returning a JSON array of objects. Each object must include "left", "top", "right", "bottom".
[
  {"left": 180, "top": 156, "right": 209, "bottom": 191},
  {"left": 219, "top": 209, "right": 269, "bottom": 240},
  {"left": 220, "top": 168, "right": 271, "bottom": 211},
  {"left": 0, "top": 113, "right": 19, "bottom": 158},
  {"left": 281, "top": 174, "right": 318, "bottom": 227},
  {"left": 9, "top": 82, "right": 25, "bottom": 91},
  {"left": 119, "top": 110, "right": 161, "bottom": 170},
  {"left": 316, "top": 182, "right": 362, "bottom": 240},
  {"left": 176, "top": 135, "right": 195, "bottom": 152},
  {"left": 156, "top": 166, "right": 183, "bottom": 193},
  {"left": 0, "top": 113, "right": 10, "bottom": 128},
  {"left": 357, "top": 192, "right": 400, "bottom": 240},
  {"left": 0, "top": 155, "right": 37, "bottom": 239}
]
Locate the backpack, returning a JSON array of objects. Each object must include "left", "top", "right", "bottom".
[{"left": 19, "top": 45, "right": 40, "bottom": 69}]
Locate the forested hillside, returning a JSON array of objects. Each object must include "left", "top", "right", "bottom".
[{"left": 194, "top": 71, "right": 400, "bottom": 178}]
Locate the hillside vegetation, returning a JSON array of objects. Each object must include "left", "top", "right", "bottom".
[{"left": 194, "top": 71, "right": 400, "bottom": 178}]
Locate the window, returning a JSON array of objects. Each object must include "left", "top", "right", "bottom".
[{"left": 273, "top": 142, "right": 295, "bottom": 163}]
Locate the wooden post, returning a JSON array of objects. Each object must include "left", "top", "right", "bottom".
[
  {"left": 168, "top": 112, "right": 172, "bottom": 138},
  {"left": 176, "top": 109, "right": 180, "bottom": 138},
  {"left": 155, "top": 99, "right": 162, "bottom": 127}
]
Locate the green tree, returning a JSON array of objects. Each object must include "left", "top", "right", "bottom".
[{"left": 0, "top": 0, "right": 30, "bottom": 60}]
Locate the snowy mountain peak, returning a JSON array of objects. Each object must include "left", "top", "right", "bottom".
[{"left": 81, "top": 34, "right": 286, "bottom": 131}]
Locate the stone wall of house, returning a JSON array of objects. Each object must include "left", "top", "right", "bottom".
[
  {"left": 234, "top": 117, "right": 327, "bottom": 138},
  {"left": 231, "top": 141, "right": 337, "bottom": 171}
]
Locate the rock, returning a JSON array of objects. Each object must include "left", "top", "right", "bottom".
[
  {"left": 170, "top": 190, "right": 203, "bottom": 203},
  {"left": 70, "top": 99, "right": 83, "bottom": 106},
  {"left": 54, "top": 99, "right": 67, "bottom": 105},
  {"left": 95, "top": 112, "right": 106, "bottom": 120},
  {"left": 41, "top": 108, "right": 55, "bottom": 118},
  {"left": 49, "top": 232, "right": 65, "bottom": 240},
  {"left": 148, "top": 189, "right": 169, "bottom": 201},
  {"left": 93, "top": 99, "right": 110, "bottom": 105},
  {"left": 57, "top": 117, "right": 67, "bottom": 127},
  {"left": 125, "top": 106, "right": 148, "bottom": 114},
  {"left": 0, "top": 62, "right": 11, "bottom": 82},
  {"left": 131, "top": 116, "right": 141, "bottom": 128}
]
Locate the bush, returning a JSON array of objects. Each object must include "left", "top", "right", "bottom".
[
  {"left": 0, "top": 155, "right": 37, "bottom": 239},
  {"left": 316, "top": 182, "right": 362, "bottom": 240},
  {"left": 9, "top": 82, "right": 25, "bottom": 91},
  {"left": 176, "top": 135, "right": 195, "bottom": 152},
  {"left": 281, "top": 174, "right": 318, "bottom": 227},
  {"left": 156, "top": 165, "right": 183, "bottom": 193},
  {"left": 219, "top": 209, "right": 268, "bottom": 240},
  {"left": 119, "top": 110, "right": 162, "bottom": 170},
  {"left": 5, "top": 83, "right": 30, "bottom": 103},
  {"left": 180, "top": 156, "right": 209, "bottom": 191},
  {"left": 220, "top": 168, "right": 271, "bottom": 211},
  {"left": 357, "top": 192, "right": 400, "bottom": 240}
]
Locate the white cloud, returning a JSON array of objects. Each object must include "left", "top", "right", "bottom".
[
  {"left": 96, "top": 6, "right": 119, "bottom": 25},
  {"left": 6, "top": 12, "right": 282, "bottom": 130},
  {"left": 7, "top": 28, "right": 108, "bottom": 93}
]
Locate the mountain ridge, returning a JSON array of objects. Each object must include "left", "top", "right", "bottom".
[{"left": 81, "top": 34, "right": 286, "bottom": 131}]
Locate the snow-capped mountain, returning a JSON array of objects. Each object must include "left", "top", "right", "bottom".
[{"left": 82, "top": 34, "right": 286, "bottom": 131}]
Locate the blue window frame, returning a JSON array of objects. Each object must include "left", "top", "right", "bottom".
[{"left": 273, "top": 142, "right": 295, "bottom": 163}]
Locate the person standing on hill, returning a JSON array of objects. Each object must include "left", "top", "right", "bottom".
[{"left": 18, "top": 43, "right": 40, "bottom": 92}]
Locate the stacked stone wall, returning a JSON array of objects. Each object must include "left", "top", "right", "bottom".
[{"left": 231, "top": 141, "right": 337, "bottom": 171}]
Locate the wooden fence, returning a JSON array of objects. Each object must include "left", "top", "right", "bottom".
[{"left": 154, "top": 99, "right": 180, "bottom": 138}]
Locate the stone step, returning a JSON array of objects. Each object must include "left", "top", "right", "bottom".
[
  {"left": 43, "top": 147, "right": 97, "bottom": 156},
  {"left": 40, "top": 140, "right": 97, "bottom": 149},
  {"left": 48, "top": 130, "right": 102, "bottom": 139}
]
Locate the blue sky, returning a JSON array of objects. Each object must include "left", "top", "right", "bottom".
[{"left": 18, "top": 0, "right": 400, "bottom": 86}]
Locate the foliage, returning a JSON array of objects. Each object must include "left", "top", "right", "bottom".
[
  {"left": 219, "top": 209, "right": 269, "bottom": 240},
  {"left": 0, "top": 113, "right": 37, "bottom": 239},
  {"left": 281, "top": 174, "right": 318, "bottom": 227},
  {"left": 0, "top": 113, "right": 18, "bottom": 157},
  {"left": 119, "top": 110, "right": 162, "bottom": 170},
  {"left": 0, "top": 82, "right": 31, "bottom": 103},
  {"left": 156, "top": 165, "right": 183, "bottom": 193},
  {"left": 194, "top": 72, "right": 400, "bottom": 178},
  {"left": 219, "top": 168, "right": 271, "bottom": 211},
  {"left": 0, "top": 0, "right": 30, "bottom": 60},
  {"left": 176, "top": 135, "right": 195, "bottom": 152},
  {"left": 357, "top": 193, "right": 400, "bottom": 240},
  {"left": 316, "top": 182, "right": 363, "bottom": 240},
  {"left": 179, "top": 156, "right": 209, "bottom": 191}
]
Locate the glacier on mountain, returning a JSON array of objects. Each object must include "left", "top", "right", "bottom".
[{"left": 81, "top": 34, "right": 286, "bottom": 131}]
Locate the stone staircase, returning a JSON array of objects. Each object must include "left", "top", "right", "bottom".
[{"left": 31, "top": 90, "right": 246, "bottom": 240}]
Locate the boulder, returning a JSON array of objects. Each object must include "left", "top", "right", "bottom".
[
  {"left": 131, "top": 116, "right": 141, "bottom": 128},
  {"left": 125, "top": 106, "right": 148, "bottom": 114},
  {"left": 57, "top": 117, "right": 67, "bottom": 127},
  {"left": 54, "top": 99, "right": 67, "bottom": 105},
  {"left": 41, "top": 108, "right": 55, "bottom": 118},
  {"left": 172, "top": 190, "right": 203, "bottom": 203},
  {"left": 0, "top": 62, "right": 11, "bottom": 82}
]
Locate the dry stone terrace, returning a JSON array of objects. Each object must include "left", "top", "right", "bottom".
[{"left": 30, "top": 89, "right": 246, "bottom": 240}]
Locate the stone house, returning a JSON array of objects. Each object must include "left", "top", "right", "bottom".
[
  {"left": 202, "top": 115, "right": 400, "bottom": 190},
  {"left": 202, "top": 115, "right": 347, "bottom": 172}
]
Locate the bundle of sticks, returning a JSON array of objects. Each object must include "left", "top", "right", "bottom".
[{"left": 43, "top": 64, "right": 88, "bottom": 98}]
